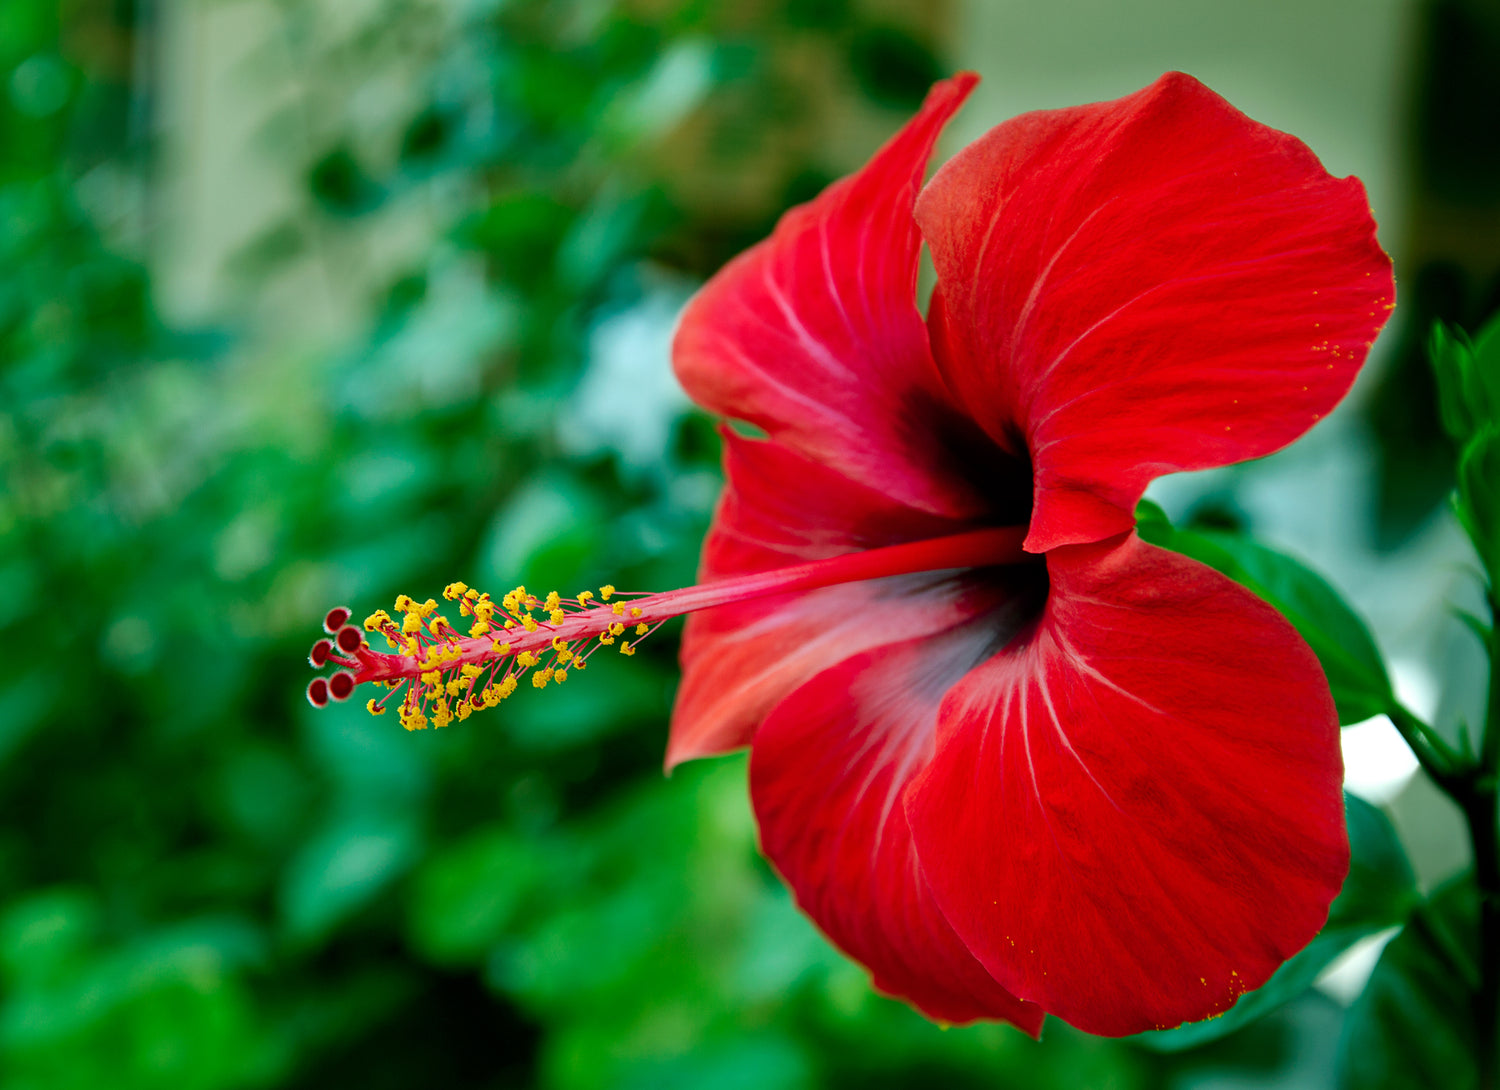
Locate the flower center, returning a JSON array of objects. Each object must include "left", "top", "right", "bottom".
[{"left": 306, "top": 526, "right": 1033, "bottom": 730}]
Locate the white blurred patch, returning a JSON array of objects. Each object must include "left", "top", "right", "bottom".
[
  {"left": 563, "top": 284, "right": 692, "bottom": 477},
  {"left": 1314, "top": 926, "right": 1400, "bottom": 1006},
  {"left": 1342, "top": 656, "right": 1439, "bottom": 805}
]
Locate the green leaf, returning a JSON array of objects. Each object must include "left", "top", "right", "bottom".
[
  {"left": 1457, "top": 427, "right": 1500, "bottom": 578},
  {"left": 408, "top": 826, "right": 541, "bottom": 964},
  {"left": 1136, "top": 502, "right": 1393, "bottom": 724},
  {"left": 1138, "top": 793, "right": 1418, "bottom": 1051},
  {"left": 1337, "top": 877, "right": 1480, "bottom": 1090}
]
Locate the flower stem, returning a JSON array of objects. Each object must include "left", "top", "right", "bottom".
[{"left": 1476, "top": 588, "right": 1500, "bottom": 1090}]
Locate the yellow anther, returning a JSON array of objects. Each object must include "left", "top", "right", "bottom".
[
  {"left": 608, "top": 622, "right": 625, "bottom": 636},
  {"left": 420, "top": 670, "right": 442, "bottom": 687},
  {"left": 502, "top": 593, "right": 518, "bottom": 612},
  {"left": 429, "top": 616, "right": 450, "bottom": 636},
  {"left": 461, "top": 663, "right": 483, "bottom": 678},
  {"left": 446, "top": 679, "right": 463, "bottom": 697},
  {"left": 394, "top": 594, "right": 414, "bottom": 612},
  {"left": 364, "top": 610, "right": 393, "bottom": 632},
  {"left": 470, "top": 621, "right": 491, "bottom": 637},
  {"left": 522, "top": 615, "right": 539, "bottom": 632},
  {"left": 630, "top": 607, "right": 642, "bottom": 618},
  {"left": 443, "top": 582, "right": 469, "bottom": 601},
  {"left": 551, "top": 636, "right": 569, "bottom": 652},
  {"left": 459, "top": 598, "right": 473, "bottom": 617},
  {"left": 531, "top": 671, "right": 549, "bottom": 689},
  {"left": 619, "top": 643, "right": 635, "bottom": 656},
  {"left": 599, "top": 634, "right": 615, "bottom": 645},
  {"left": 516, "top": 651, "right": 538, "bottom": 668},
  {"left": 543, "top": 591, "right": 560, "bottom": 611},
  {"left": 432, "top": 700, "right": 453, "bottom": 729},
  {"left": 576, "top": 591, "right": 594, "bottom": 604},
  {"left": 573, "top": 658, "right": 585, "bottom": 671},
  {"left": 549, "top": 609, "right": 565, "bottom": 626},
  {"left": 366, "top": 698, "right": 386, "bottom": 716},
  {"left": 419, "top": 598, "right": 438, "bottom": 617},
  {"left": 404, "top": 638, "right": 421, "bottom": 656},
  {"left": 465, "top": 588, "right": 480, "bottom": 600},
  {"left": 456, "top": 701, "right": 473, "bottom": 721},
  {"left": 612, "top": 602, "right": 625, "bottom": 616},
  {"left": 635, "top": 623, "right": 649, "bottom": 636},
  {"left": 556, "top": 648, "right": 574, "bottom": 663},
  {"left": 401, "top": 706, "right": 428, "bottom": 732},
  {"left": 492, "top": 640, "right": 511, "bottom": 654},
  {"left": 402, "top": 612, "right": 423, "bottom": 634},
  {"left": 600, "top": 585, "right": 615, "bottom": 600},
  {"left": 554, "top": 669, "right": 567, "bottom": 684},
  {"left": 498, "top": 676, "right": 518, "bottom": 698}
]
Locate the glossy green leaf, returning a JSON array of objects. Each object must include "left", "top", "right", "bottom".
[
  {"left": 1337, "top": 877, "right": 1480, "bottom": 1090},
  {"left": 1137, "top": 501, "right": 1393, "bottom": 724},
  {"left": 1138, "top": 793, "right": 1418, "bottom": 1051}
]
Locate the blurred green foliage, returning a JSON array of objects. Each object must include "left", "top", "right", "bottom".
[{"left": 0, "top": 0, "right": 1469, "bottom": 1087}]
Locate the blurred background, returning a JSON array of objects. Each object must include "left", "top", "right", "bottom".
[{"left": 2, "top": 0, "right": 1497, "bottom": 1087}]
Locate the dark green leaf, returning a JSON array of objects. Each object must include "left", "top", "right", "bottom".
[
  {"left": 1457, "top": 427, "right": 1500, "bottom": 577},
  {"left": 1136, "top": 503, "right": 1394, "bottom": 724},
  {"left": 1337, "top": 877, "right": 1480, "bottom": 1090},
  {"left": 1138, "top": 794, "right": 1418, "bottom": 1051}
]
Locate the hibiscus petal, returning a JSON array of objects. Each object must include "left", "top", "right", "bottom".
[
  {"left": 916, "top": 72, "right": 1395, "bottom": 552},
  {"left": 904, "top": 534, "right": 1348, "bottom": 1037},
  {"left": 750, "top": 626, "right": 1044, "bottom": 1032},
  {"left": 672, "top": 73, "right": 993, "bottom": 520},
  {"left": 667, "top": 431, "right": 983, "bottom": 768}
]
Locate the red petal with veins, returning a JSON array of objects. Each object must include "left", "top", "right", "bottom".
[
  {"left": 905, "top": 535, "right": 1348, "bottom": 1036},
  {"left": 668, "top": 430, "right": 980, "bottom": 768},
  {"left": 751, "top": 627, "right": 1044, "bottom": 1032},
  {"left": 917, "top": 72, "right": 1394, "bottom": 552},
  {"left": 673, "top": 73, "right": 989, "bottom": 521}
]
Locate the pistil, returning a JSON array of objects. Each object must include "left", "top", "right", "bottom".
[{"left": 307, "top": 526, "right": 1031, "bottom": 729}]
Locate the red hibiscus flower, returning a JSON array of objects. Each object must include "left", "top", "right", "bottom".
[{"left": 309, "top": 71, "right": 1393, "bottom": 1037}]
